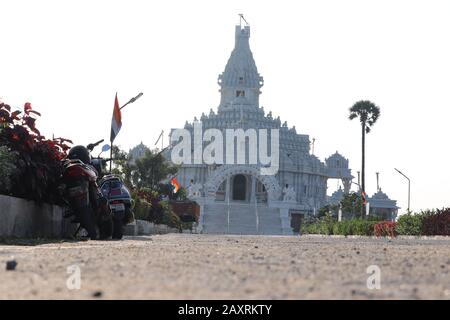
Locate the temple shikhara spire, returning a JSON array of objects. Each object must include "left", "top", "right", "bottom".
[{"left": 218, "top": 21, "right": 263, "bottom": 110}]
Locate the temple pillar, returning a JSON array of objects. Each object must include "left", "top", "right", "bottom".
[
  {"left": 250, "top": 176, "right": 256, "bottom": 202},
  {"left": 225, "top": 176, "right": 231, "bottom": 202}
]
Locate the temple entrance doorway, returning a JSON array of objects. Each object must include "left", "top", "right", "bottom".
[{"left": 232, "top": 174, "right": 247, "bottom": 201}]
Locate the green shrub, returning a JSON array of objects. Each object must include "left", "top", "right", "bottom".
[
  {"left": 302, "top": 218, "right": 376, "bottom": 236},
  {"left": 305, "top": 208, "right": 450, "bottom": 236},
  {"left": 302, "top": 221, "right": 324, "bottom": 235},
  {"left": 396, "top": 212, "right": 425, "bottom": 235},
  {"left": 0, "top": 146, "right": 19, "bottom": 193},
  {"left": 181, "top": 221, "right": 194, "bottom": 231},
  {"left": 130, "top": 187, "right": 180, "bottom": 230},
  {"left": 302, "top": 213, "right": 334, "bottom": 235},
  {"left": 160, "top": 200, "right": 181, "bottom": 230},
  {"left": 334, "top": 219, "right": 376, "bottom": 236},
  {"left": 333, "top": 220, "right": 351, "bottom": 235},
  {"left": 133, "top": 197, "right": 152, "bottom": 221},
  {"left": 352, "top": 219, "right": 377, "bottom": 236}
]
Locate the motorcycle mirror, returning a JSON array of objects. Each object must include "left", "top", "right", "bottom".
[{"left": 101, "top": 144, "right": 111, "bottom": 152}]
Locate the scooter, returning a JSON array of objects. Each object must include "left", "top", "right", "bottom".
[
  {"left": 91, "top": 144, "right": 134, "bottom": 239},
  {"left": 98, "top": 175, "right": 134, "bottom": 239},
  {"left": 61, "top": 139, "right": 113, "bottom": 239}
]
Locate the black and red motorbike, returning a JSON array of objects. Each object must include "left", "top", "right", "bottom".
[{"left": 61, "top": 139, "right": 113, "bottom": 240}]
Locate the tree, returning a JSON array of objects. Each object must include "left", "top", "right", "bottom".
[
  {"left": 349, "top": 100, "right": 380, "bottom": 195},
  {"left": 134, "top": 149, "right": 178, "bottom": 189},
  {"left": 340, "top": 191, "right": 364, "bottom": 218},
  {"left": 317, "top": 204, "right": 339, "bottom": 218},
  {"left": 111, "top": 145, "right": 134, "bottom": 189},
  {"left": 111, "top": 145, "right": 178, "bottom": 191}
]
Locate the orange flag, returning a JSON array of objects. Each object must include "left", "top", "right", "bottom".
[
  {"left": 110, "top": 93, "right": 122, "bottom": 143},
  {"left": 170, "top": 177, "right": 180, "bottom": 193}
]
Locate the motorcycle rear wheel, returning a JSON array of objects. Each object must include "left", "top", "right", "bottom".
[
  {"left": 79, "top": 206, "right": 97, "bottom": 240},
  {"left": 112, "top": 218, "right": 124, "bottom": 240},
  {"left": 98, "top": 216, "right": 113, "bottom": 240}
]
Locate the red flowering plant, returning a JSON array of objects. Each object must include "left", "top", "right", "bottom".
[
  {"left": 374, "top": 221, "right": 397, "bottom": 237},
  {"left": 0, "top": 102, "right": 72, "bottom": 204}
]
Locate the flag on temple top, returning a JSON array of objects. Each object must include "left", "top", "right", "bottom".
[
  {"left": 170, "top": 177, "right": 180, "bottom": 193},
  {"left": 110, "top": 93, "right": 122, "bottom": 143}
]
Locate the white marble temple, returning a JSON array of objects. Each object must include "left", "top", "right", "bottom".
[{"left": 163, "top": 23, "right": 355, "bottom": 234}]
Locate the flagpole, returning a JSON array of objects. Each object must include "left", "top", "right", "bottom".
[{"left": 109, "top": 140, "right": 113, "bottom": 174}]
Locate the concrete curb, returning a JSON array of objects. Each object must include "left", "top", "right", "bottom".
[
  {"left": 302, "top": 234, "right": 450, "bottom": 240},
  {"left": 128, "top": 219, "right": 182, "bottom": 235},
  {"left": 0, "top": 194, "right": 77, "bottom": 238},
  {"left": 124, "top": 221, "right": 138, "bottom": 236}
]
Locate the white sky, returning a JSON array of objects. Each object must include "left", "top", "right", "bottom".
[{"left": 1, "top": 0, "right": 449, "bottom": 213}]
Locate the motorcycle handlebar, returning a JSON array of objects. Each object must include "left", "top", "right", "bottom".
[
  {"left": 91, "top": 157, "right": 114, "bottom": 163},
  {"left": 86, "top": 139, "right": 105, "bottom": 151}
]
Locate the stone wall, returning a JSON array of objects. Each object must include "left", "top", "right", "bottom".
[{"left": 0, "top": 195, "right": 76, "bottom": 238}]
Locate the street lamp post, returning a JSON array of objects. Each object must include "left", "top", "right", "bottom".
[
  {"left": 394, "top": 168, "right": 410, "bottom": 212},
  {"left": 150, "top": 145, "right": 170, "bottom": 188},
  {"left": 109, "top": 92, "right": 143, "bottom": 173}
]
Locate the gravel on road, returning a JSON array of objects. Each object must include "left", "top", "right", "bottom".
[{"left": 1, "top": 234, "right": 449, "bottom": 299}]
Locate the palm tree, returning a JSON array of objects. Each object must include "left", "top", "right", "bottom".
[{"left": 349, "top": 100, "right": 380, "bottom": 197}]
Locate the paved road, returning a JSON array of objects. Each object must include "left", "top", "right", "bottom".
[{"left": 1, "top": 234, "right": 449, "bottom": 299}]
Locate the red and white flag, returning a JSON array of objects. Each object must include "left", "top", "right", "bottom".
[{"left": 110, "top": 93, "right": 122, "bottom": 143}]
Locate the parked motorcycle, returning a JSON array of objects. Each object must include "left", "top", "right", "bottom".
[
  {"left": 98, "top": 174, "right": 134, "bottom": 239},
  {"left": 61, "top": 139, "right": 113, "bottom": 240},
  {"left": 90, "top": 144, "right": 134, "bottom": 239}
]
